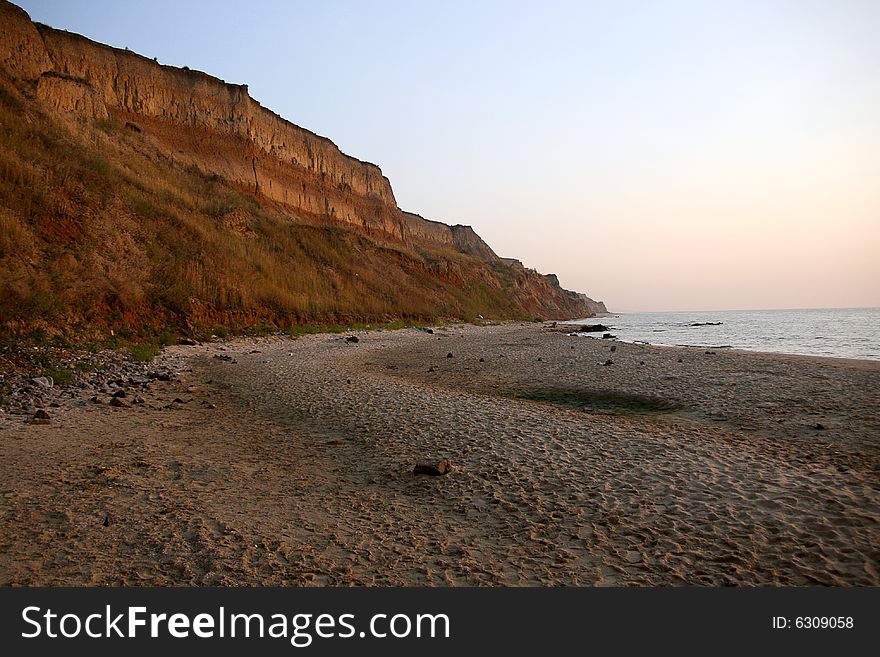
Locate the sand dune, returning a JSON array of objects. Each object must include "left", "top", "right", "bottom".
[{"left": 1, "top": 324, "right": 877, "bottom": 585}]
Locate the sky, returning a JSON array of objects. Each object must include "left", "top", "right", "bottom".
[{"left": 18, "top": 0, "right": 880, "bottom": 311}]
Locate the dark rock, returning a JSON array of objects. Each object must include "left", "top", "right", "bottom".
[
  {"left": 479, "top": 358, "right": 485, "bottom": 362},
  {"left": 249, "top": 349, "right": 262, "bottom": 353},
  {"left": 577, "top": 324, "right": 610, "bottom": 333},
  {"left": 677, "top": 358, "right": 683, "bottom": 363},
  {"left": 345, "top": 336, "right": 359, "bottom": 343},
  {"left": 537, "top": 357, "right": 542, "bottom": 361},
  {"left": 102, "top": 515, "right": 110, "bottom": 527},
  {"left": 207, "top": 403, "right": 217, "bottom": 409},
  {"left": 689, "top": 322, "right": 723, "bottom": 327},
  {"left": 814, "top": 423, "right": 825, "bottom": 430},
  {"left": 33, "top": 409, "right": 51, "bottom": 420},
  {"left": 346, "top": 379, "right": 351, "bottom": 384},
  {"left": 212, "top": 355, "right": 232, "bottom": 362},
  {"left": 132, "top": 396, "right": 146, "bottom": 404},
  {"left": 419, "top": 327, "right": 434, "bottom": 334},
  {"left": 640, "top": 361, "right": 645, "bottom": 365},
  {"left": 173, "top": 398, "right": 191, "bottom": 404},
  {"left": 49, "top": 402, "right": 61, "bottom": 408},
  {"left": 602, "top": 333, "right": 616, "bottom": 339},
  {"left": 112, "top": 389, "right": 127, "bottom": 398},
  {"left": 413, "top": 459, "right": 452, "bottom": 476},
  {"left": 179, "top": 337, "right": 198, "bottom": 346},
  {"left": 90, "top": 395, "right": 105, "bottom": 404},
  {"left": 157, "top": 372, "right": 174, "bottom": 381},
  {"left": 427, "top": 366, "right": 435, "bottom": 372},
  {"left": 705, "top": 350, "right": 716, "bottom": 355},
  {"left": 601, "top": 359, "right": 613, "bottom": 366},
  {"left": 610, "top": 345, "right": 617, "bottom": 352},
  {"left": 446, "top": 352, "right": 453, "bottom": 358},
  {"left": 109, "top": 397, "right": 130, "bottom": 408}
]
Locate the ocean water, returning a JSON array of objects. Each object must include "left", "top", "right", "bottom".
[{"left": 571, "top": 307, "right": 880, "bottom": 361}]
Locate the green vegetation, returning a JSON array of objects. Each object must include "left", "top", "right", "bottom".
[
  {"left": 285, "top": 319, "right": 422, "bottom": 338},
  {"left": 127, "top": 344, "right": 162, "bottom": 362},
  {"left": 41, "top": 365, "right": 75, "bottom": 386}
]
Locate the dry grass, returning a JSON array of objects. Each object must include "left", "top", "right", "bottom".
[{"left": 0, "top": 74, "right": 538, "bottom": 348}]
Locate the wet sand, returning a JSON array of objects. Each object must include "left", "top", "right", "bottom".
[{"left": 1, "top": 323, "right": 878, "bottom": 585}]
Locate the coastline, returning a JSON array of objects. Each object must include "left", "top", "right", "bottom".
[
  {"left": 1, "top": 323, "right": 878, "bottom": 585},
  {"left": 560, "top": 307, "right": 880, "bottom": 364},
  {"left": 561, "top": 330, "right": 880, "bottom": 371}
]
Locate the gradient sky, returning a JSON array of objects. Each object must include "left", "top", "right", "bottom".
[{"left": 18, "top": 0, "right": 880, "bottom": 311}]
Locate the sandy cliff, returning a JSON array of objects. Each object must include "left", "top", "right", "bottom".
[{"left": 0, "top": 0, "right": 603, "bottom": 326}]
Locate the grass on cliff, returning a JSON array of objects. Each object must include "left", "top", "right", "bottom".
[{"left": 0, "top": 75, "right": 535, "bottom": 348}]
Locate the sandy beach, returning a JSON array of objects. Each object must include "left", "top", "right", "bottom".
[{"left": 1, "top": 323, "right": 878, "bottom": 586}]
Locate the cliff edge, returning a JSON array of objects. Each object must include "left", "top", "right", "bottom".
[{"left": 0, "top": 0, "right": 604, "bottom": 335}]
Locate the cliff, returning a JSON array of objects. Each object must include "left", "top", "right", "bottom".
[{"left": 0, "top": 0, "right": 603, "bottom": 335}]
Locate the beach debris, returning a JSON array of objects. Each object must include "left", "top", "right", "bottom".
[
  {"left": 207, "top": 403, "right": 217, "bottom": 409},
  {"left": 689, "top": 321, "right": 723, "bottom": 327},
  {"left": 610, "top": 345, "right": 617, "bottom": 352},
  {"left": 179, "top": 337, "right": 198, "bottom": 346},
  {"left": 705, "top": 350, "right": 716, "bottom": 355},
  {"left": 602, "top": 333, "right": 616, "bottom": 339},
  {"left": 577, "top": 324, "right": 610, "bottom": 333},
  {"left": 600, "top": 359, "right": 613, "bottom": 366},
  {"left": 550, "top": 321, "right": 557, "bottom": 328},
  {"left": 249, "top": 349, "right": 262, "bottom": 354},
  {"left": 172, "top": 398, "right": 191, "bottom": 404},
  {"left": 427, "top": 366, "right": 435, "bottom": 372},
  {"left": 30, "top": 376, "right": 53, "bottom": 388},
  {"left": 419, "top": 327, "right": 434, "bottom": 334},
  {"left": 413, "top": 459, "right": 452, "bottom": 476},
  {"left": 446, "top": 352, "right": 453, "bottom": 358},
  {"left": 345, "top": 335, "right": 359, "bottom": 343},
  {"left": 109, "top": 397, "right": 130, "bottom": 408},
  {"left": 212, "top": 354, "right": 233, "bottom": 361}
]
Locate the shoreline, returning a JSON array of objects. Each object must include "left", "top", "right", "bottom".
[
  {"left": 1, "top": 323, "right": 878, "bottom": 585},
  {"left": 557, "top": 323, "right": 880, "bottom": 369}
]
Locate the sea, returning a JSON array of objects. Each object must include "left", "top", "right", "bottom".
[{"left": 571, "top": 307, "right": 880, "bottom": 361}]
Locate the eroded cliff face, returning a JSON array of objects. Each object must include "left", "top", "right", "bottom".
[{"left": 0, "top": 0, "right": 603, "bottom": 320}]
